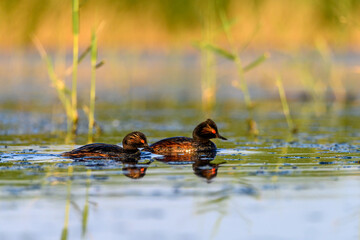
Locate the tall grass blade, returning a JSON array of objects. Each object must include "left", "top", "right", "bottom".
[
  {"left": 218, "top": 10, "right": 252, "bottom": 110},
  {"left": 83, "top": 105, "right": 102, "bottom": 137},
  {"left": 33, "top": 37, "right": 73, "bottom": 134},
  {"left": 233, "top": 57, "right": 252, "bottom": 110},
  {"left": 202, "top": 43, "right": 235, "bottom": 61},
  {"left": 316, "top": 38, "right": 347, "bottom": 103},
  {"left": 88, "top": 30, "right": 97, "bottom": 143},
  {"left": 64, "top": 46, "right": 91, "bottom": 77},
  {"left": 71, "top": 0, "right": 80, "bottom": 134},
  {"left": 276, "top": 76, "right": 297, "bottom": 134},
  {"left": 243, "top": 52, "right": 270, "bottom": 73},
  {"left": 78, "top": 46, "right": 91, "bottom": 64}
]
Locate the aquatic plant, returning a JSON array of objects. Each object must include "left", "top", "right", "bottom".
[
  {"left": 88, "top": 30, "right": 97, "bottom": 143},
  {"left": 33, "top": 37, "right": 97, "bottom": 142},
  {"left": 316, "top": 38, "right": 347, "bottom": 103},
  {"left": 197, "top": 8, "right": 269, "bottom": 135},
  {"left": 32, "top": 0, "right": 82, "bottom": 139},
  {"left": 33, "top": 1, "right": 104, "bottom": 142},
  {"left": 219, "top": 11, "right": 269, "bottom": 111},
  {"left": 295, "top": 38, "right": 347, "bottom": 117},
  {"left": 32, "top": 38, "right": 73, "bottom": 134},
  {"left": 85, "top": 26, "right": 105, "bottom": 143},
  {"left": 71, "top": 0, "right": 79, "bottom": 135},
  {"left": 276, "top": 76, "right": 297, "bottom": 134}
]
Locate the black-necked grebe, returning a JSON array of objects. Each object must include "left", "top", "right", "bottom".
[
  {"left": 62, "top": 131, "right": 150, "bottom": 159},
  {"left": 149, "top": 119, "right": 227, "bottom": 154}
]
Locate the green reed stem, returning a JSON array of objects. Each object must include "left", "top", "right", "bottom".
[
  {"left": 219, "top": 11, "right": 252, "bottom": 110},
  {"left": 88, "top": 30, "right": 97, "bottom": 143},
  {"left": 243, "top": 53, "right": 270, "bottom": 73},
  {"left": 234, "top": 57, "right": 252, "bottom": 110},
  {"left": 33, "top": 37, "right": 73, "bottom": 135},
  {"left": 71, "top": 0, "right": 79, "bottom": 134},
  {"left": 46, "top": 59, "right": 72, "bottom": 119},
  {"left": 276, "top": 76, "right": 296, "bottom": 133},
  {"left": 61, "top": 166, "right": 73, "bottom": 240}
]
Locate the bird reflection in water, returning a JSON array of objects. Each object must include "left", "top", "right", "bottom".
[
  {"left": 121, "top": 158, "right": 152, "bottom": 179},
  {"left": 154, "top": 151, "right": 222, "bottom": 182},
  {"left": 67, "top": 155, "right": 152, "bottom": 180},
  {"left": 192, "top": 158, "right": 220, "bottom": 181},
  {"left": 66, "top": 152, "right": 221, "bottom": 181}
]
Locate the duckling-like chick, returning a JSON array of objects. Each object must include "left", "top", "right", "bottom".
[
  {"left": 149, "top": 119, "right": 227, "bottom": 154},
  {"left": 61, "top": 131, "right": 149, "bottom": 159}
]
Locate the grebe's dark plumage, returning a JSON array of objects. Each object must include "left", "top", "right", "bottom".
[
  {"left": 61, "top": 131, "right": 149, "bottom": 159},
  {"left": 149, "top": 119, "right": 227, "bottom": 154}
]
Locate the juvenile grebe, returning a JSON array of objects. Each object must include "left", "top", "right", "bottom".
[{"left": 62, "top": 131, "right": 150, "bottom": 159}]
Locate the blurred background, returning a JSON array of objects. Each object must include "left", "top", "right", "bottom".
[
  {"left": 1, "top": 0, "right": 360, "bottom": 137},
  {"left": 2, "top": 0, "right": 360, "bottom": 50}
]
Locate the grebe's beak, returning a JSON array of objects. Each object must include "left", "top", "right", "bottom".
[
  {"left": 142, "top": 145, "right": 153, "bottom": 152},
  {"left": 217, "top": 134, "right": 227, "bottom": 140}
]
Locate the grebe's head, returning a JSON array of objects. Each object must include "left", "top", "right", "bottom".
[
  {"left": 192, "top": 119, "right": 227, "bottom": 141},
  {"left": 122, "top": 131, "right": 150, "bottom": 150}
]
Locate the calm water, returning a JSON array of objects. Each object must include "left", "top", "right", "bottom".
[{"left": 1, "top": 101, "right": 360, "bottom": 240}]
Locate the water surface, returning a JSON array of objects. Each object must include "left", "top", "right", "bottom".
[{"left": 1, "top": 102, "right": 360, "bottom": 240}]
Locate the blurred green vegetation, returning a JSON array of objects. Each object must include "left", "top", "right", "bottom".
[{"left": 1, "top": 0, "right": 360, "bottom": 50}]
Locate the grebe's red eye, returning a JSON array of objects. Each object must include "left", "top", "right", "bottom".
[
  {"left": 211, "top": 129, "right": 216, "bottom": 134},
  {"left": 140, "top": 139, "right": 145, "bottom": 143}
]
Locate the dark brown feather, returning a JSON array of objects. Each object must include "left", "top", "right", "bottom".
[
  {"left": 61, "top": 143, "right": 139, "bottom": 158},
  {"left": 61, "top": 131, "right": 149, "bottom": 159},
  {"left": 150, "top": 137, "right": 216, "bottom": 154}
]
